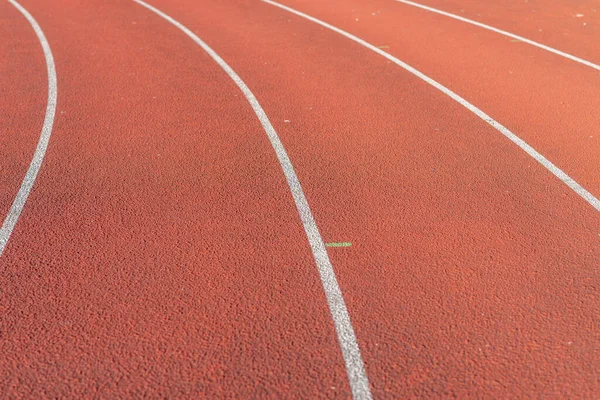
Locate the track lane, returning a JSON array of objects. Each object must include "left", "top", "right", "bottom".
[
  {"left": 395, "top": 0, "right": 600, "bottom": 72},
  {"left": 130, "top": 1, "right": 371, "bottom": 397},
  {"left": 394, "top": 0, "right": 600, "bottom": 66},
  {"left": 0, "top": 0, "right": 354, "bottom": 397},
  {"left": 264, "top": 0, "right": 600, "bottom": 213},
  {"left": 142, "top": 0, "right": 600, "bottom": 396},
  {"left": 265, "top": 0, "right": 600, "bottom": 203}
]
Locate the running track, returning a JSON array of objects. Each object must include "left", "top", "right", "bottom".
[{"left": 1, "top": 0, "right": 599, "bottom": 398}]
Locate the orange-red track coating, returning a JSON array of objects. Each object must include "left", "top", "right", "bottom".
[
  {"left": 0, "top": 1, "right": 46, "bottom": 219},
  {"left": 1, "top": 0, "right": 599, "bottom": 398}
]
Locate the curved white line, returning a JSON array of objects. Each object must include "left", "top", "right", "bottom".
[
  {"left": 130, "top": 1, "right": 373, "bottom": 398},
  {"left": 1, "top": 0, "right": 57, "bottom": 257},
  {"left": 396, "top": 0, "right": 600, "bottom": 72},
  {"left": 262, "top": 0, "right": 600, "bottom": 213}
]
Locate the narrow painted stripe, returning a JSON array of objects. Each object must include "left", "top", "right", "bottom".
[
  {"left": 262, "top": 0, "right": 600, "bottom": 213},
  {"left": 130, "top": 1, "right": 372, "bottom": 398},
  {"left": 1, "top": 0, "right": 57, "bottom": 257},
  {"left": 396, "top": 0, "right": 600, "bottom": 72},
  {"left": 326, "top": 242, "right": 352, "bottom": 247}
]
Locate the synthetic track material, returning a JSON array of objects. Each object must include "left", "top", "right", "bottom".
[
  {"left": 1, "top": 0, "right": 358, "bottom": 396},
  {"left": 0, "top": 0, "right": 56, "bottom": 257},
  {"left": 131, "top": 0, "right": 372, "bottom": 397},
  {"left": 2, "top": 0, "right": 599, "bottom": 397},
  {"left": 263, "top": 0, "right": 600, "bottom": 214},
  {"left": 396, "top": 0, "right": 600, "bottom": 72}
]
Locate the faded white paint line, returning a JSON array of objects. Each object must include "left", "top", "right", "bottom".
[
  {"left": 1, "top": 0, "right": 57, "bottom": 257},
  {"left": 130, "top": 1, "right": 373, "bottom": 398},
  {"left": 262, "top": 0, "right": 600, "bottom": 213},
  {"left": 396, "top": 0, "right": 600, "bottom": 72}
]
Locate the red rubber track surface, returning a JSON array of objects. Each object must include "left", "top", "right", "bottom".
[
  {"left": 0, "top": 2, "right": 46, "bottom": 219},
  {"left": 398, "top": 0, "right": 600, "bottom": 65},
  {"left": 1, "top": 0, "right": 347, "bottom": 397},
  {"left": 1, "top": 0, "right": 599, "bottom": 398},
  {"left": 278, "top": 0, "right": 600, "bottom": 198}
]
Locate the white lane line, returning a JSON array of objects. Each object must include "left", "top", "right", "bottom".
[
  {"left": 130, "top": 1, "right": 373, "bottom": 398},
  {"left": 396, "top": 0, "right": 600, "bottom": 72},
  {"left": 262, "top": 0, "right": 600, "bottom": 213},
  {"left": 0, "top": 0, "right": 57, "bottom": 257}
]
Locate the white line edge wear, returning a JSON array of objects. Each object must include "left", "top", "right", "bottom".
[
  {"left": 262, "top": 0, "right": 600, "bottom": 213},
  {"left": 396, "top": 0, "right": 600, "bottom": 72},
  {"left": 130, "top": 1, "right": 373, "bottom": 399},
  {"left": 0, "top": 0, "right": 58, "bottom": 257}
]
